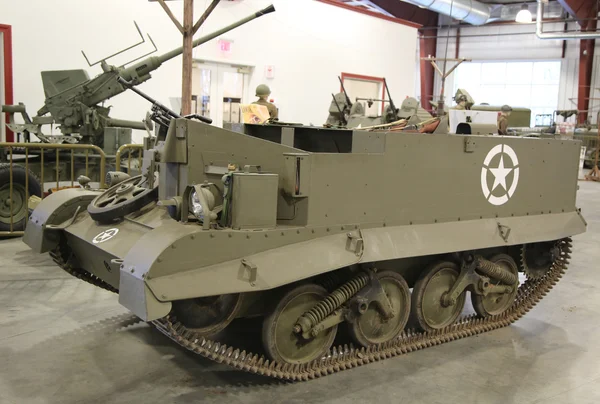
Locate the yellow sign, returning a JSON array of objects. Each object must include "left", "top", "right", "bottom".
[{"left": 241, "top": 104, "right": 270, "bottom": 124}]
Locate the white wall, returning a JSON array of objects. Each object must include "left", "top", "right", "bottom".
[
  {"left": 1, "top": 0, "right": 417, "bottom": 142},
  {"left": 429, "top": 22, "right": 600, "bottom": 123}
]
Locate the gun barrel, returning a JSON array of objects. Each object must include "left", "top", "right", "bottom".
[
  {"left": 122, "top": 5, "right": 275, "bottom": 81},
  {"left": 106, "top": 118, "right": 148, "bottom": 131},
  {"left": 162, "top": 4, "right": 275, "bottom": 62}
]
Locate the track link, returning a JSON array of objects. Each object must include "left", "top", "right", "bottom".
[
  {"left": 50, "top": 243, "right": 118, "bottom": 293},
  {"left": 52, "top": 238, "right": 572, "bottom": 381}
]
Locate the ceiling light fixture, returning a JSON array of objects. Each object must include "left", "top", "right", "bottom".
[{"left": 515, "top": 3, "right": 533, "bottom": 23}]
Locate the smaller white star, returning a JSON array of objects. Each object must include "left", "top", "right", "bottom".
[{"left": 489, "top": 156, "right": 513, "bottom": 192}]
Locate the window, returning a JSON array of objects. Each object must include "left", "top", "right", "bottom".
[
  {"left": 341, "top": 73, "right": 385, "bottom": 117},
  {"left": 453, "top": 61, "right": 561, "bottom": 127}
]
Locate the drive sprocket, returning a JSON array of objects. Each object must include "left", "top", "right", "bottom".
[{"left": 520, "top": 241, "right": 560, "bottom": 280}]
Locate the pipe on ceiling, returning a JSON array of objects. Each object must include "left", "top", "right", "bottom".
[
  {"left": 402, "top": 0, "right": 490, "bottom": 25},
  {"left": 536, "top": 0, "right": 600, "bottom": 39}
]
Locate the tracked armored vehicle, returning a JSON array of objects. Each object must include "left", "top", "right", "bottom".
[{"left": 23, "top": 86, "right": 585, "bottom": 379}]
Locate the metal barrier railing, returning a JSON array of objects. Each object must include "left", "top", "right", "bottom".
[
  {"left": 0, "top": 142, "right": 107, "bottom": 237},
  {"left": 115, "top": 143, "right": 144, "bottom": 173}
]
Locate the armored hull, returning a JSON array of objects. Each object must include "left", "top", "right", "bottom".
[{"left": 23, "top": 120, "right": 586, "bottom": 379}]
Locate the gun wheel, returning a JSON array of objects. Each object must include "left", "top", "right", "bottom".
[
  {"left": 87, "top": 175, "right": 158, "bottom": 222},
  {"left": 411, "top": 261, "right": 465, "bottom": 332},
  {"left": 262, "top": 284, "right": 337, "bottom": 365},
  {"left": 472, "top": 254, "right": 519, "bottom": 317},
  {"left": 348, "top": 271, "right": 410, "bottom": 347}
]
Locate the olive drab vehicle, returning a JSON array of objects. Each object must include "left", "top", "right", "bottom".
[{"left": 24, "top": 61, "right": 585, "bottom": 381}]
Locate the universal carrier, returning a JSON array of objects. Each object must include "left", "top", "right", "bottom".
[{"left": 23, "top": 88, "right": 586, "bottom": 380}]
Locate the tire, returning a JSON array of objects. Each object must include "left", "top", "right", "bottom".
[
  {"left": 348, "top": 271, "right": 411, "bottom": 347},
  {"left": 0, "top": 163, "right": 42, "bottom": 232},
  {"left": 411, "top": 261, "right": 466, "bottom": 332},
  {"left": 262, "top": 284, "right": 337, "bottom": 365},
  {"left": 472, "top": 254, "right": 519, "bottom": 317}
]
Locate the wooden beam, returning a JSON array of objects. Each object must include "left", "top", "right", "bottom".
[
  {"left": 181, "top": 0, "right": 193, "bottom": 115},
  {"left": 370, "top": 0, "right": 438, "bottom": 27},
  {"left": 419, "top": 29, "right": 437, "bottom": 112},
  {"left": 557, "top": 0, "right": 596, "bottom": 26},
  {"left": 192, "top": 0, "right": 221, "bottom": 35},
  {"left": 157, "top": 0, "right": 184, "bottom": 34}
]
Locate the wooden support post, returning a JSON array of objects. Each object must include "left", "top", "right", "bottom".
[
  {"left": 181, "top": 0, "right": 194, "bottom": 116},
  {"left": 156, "top": 0, "right": 221, "bottom": 116},
  {"left": 419, "top": 29, "right": 437, "bottom": 112}
]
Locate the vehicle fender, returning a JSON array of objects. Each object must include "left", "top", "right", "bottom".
[
  {"left": 23, "top": 188, "right": 100, "bottom": 253},
  {"left": 142, "top": 228, "right": 364, "bottom": 304}
]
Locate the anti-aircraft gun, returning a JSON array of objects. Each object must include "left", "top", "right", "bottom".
[
  {"left": 0, "top": 4, "right": 275, "bottom": 233},
  {"left": 2, "top": 5, "right": 275, "bottom": 147}
]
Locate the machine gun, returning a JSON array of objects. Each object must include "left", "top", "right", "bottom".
[
  {"left": 2, "top": 4, "right": 275, "bottom": 146},
  {"left": 383, "top": 78, "right": 399, "bottom": 122},
  {"left": 117, "top": 77, "right": 212, "bottom": 133},
  {"left": 330, "top": 93, "right": 348, "bottom": 127},
  {"left": 338, "top": 76, "right": 353, "bottom": 108}
]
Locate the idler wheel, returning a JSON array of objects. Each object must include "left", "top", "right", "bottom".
[
  {"left": 411, "top": 261, "right": 465, "bottom": 332},
  {"left": 172, "top": 293, "right": 242, "bottom": 335},
  {"left": 472, "top": 254, "right": 519, "bottom": 317},
  {"left": 262, "top": 284, "right": 337, "bottom": 365},
  {"left": 87, "top": 175, "right": 158, "bottom": 222},
  {"left": 521, "top": 241, "right": 559, "bottom": 280},
  {"left": 348, "top": 271, "right": 411, "bottom": 347}
]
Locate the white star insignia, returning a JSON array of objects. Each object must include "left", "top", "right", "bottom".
[{"left": 489, "top": 156, "right": 513, "bottom": 192}]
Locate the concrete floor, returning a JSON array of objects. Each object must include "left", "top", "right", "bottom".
[{"left": 1, "top": 183, "right": 599, "bottom": 404}]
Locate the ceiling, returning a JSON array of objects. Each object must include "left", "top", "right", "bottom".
[{"left": 333, "top": 0, "right": 598, "bottom": 27}]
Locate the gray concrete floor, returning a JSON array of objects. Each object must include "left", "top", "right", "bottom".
[{"left": 1, "top": 183, "right": 599, "bottom": 404}]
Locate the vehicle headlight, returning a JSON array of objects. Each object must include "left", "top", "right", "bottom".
[
  {"left": 190, "top": 190, "right": 205, "bottom": 220},
  {"left": 190, "top": 188, "right": 215, "bottom": 221}
]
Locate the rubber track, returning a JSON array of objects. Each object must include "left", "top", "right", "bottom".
[{"left": 52, "top": 238, "right": 572, "bottom": 381}]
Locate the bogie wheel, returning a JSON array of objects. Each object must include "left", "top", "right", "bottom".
[
  {"left": 472, "top": 254, "right": 519, "bottom": 317},
  {"left": 87, "top": 174, "right": 158, "bottom": 223},
  {"left": 411, "top": 261, "right": 466, "bottom": 332},
  {"left": 0, "top": 163, "right": 42, "bottom": 232},
  {"left": 262, "top": 284, "right": 337, "bottom": 365},
  {"left": 348, "top": 271, "right": 410, "bottom": 347},
  {"left": 172, "top": 293, "right": 242, "bottom": 336}
]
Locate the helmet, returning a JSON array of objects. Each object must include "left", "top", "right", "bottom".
[
  {"left": 457, "top": 94, "right": 467, "bottom": 103},
  {"left": 501, "top": 104, "right": 513, "bottom": 112},
  {"left": 256, "top": 84, "right": 271, "bottom": 97}
]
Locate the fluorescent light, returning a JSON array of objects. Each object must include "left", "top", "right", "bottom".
[{"left": 515, "top": 4, "right": 532, "bottom": 23}]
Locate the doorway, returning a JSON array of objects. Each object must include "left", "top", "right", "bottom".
[
  {"left": 341, "top": 73, "right": 385, "bottom": 117},
  {"left": 191, "top": 62, "right": 252, "bottom": 128}
]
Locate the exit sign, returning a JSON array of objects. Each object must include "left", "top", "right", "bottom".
[{"left": 218, "top": 39, "right": 232, "bottom": 53}]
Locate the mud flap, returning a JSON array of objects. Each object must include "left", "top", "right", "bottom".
[
  {"left": 23, "top": 188, "right": 99, "bottom": 253},
  {"left": 119, "top": 265, "right": 171, "bottom": 322}
]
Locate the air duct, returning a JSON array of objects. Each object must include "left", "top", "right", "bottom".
[
  {"left": 536, "top": 0, "right": 600, "bottom": 39},
  {"left": 402, "top": 0, "right": 490, "bottom": 25}
]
